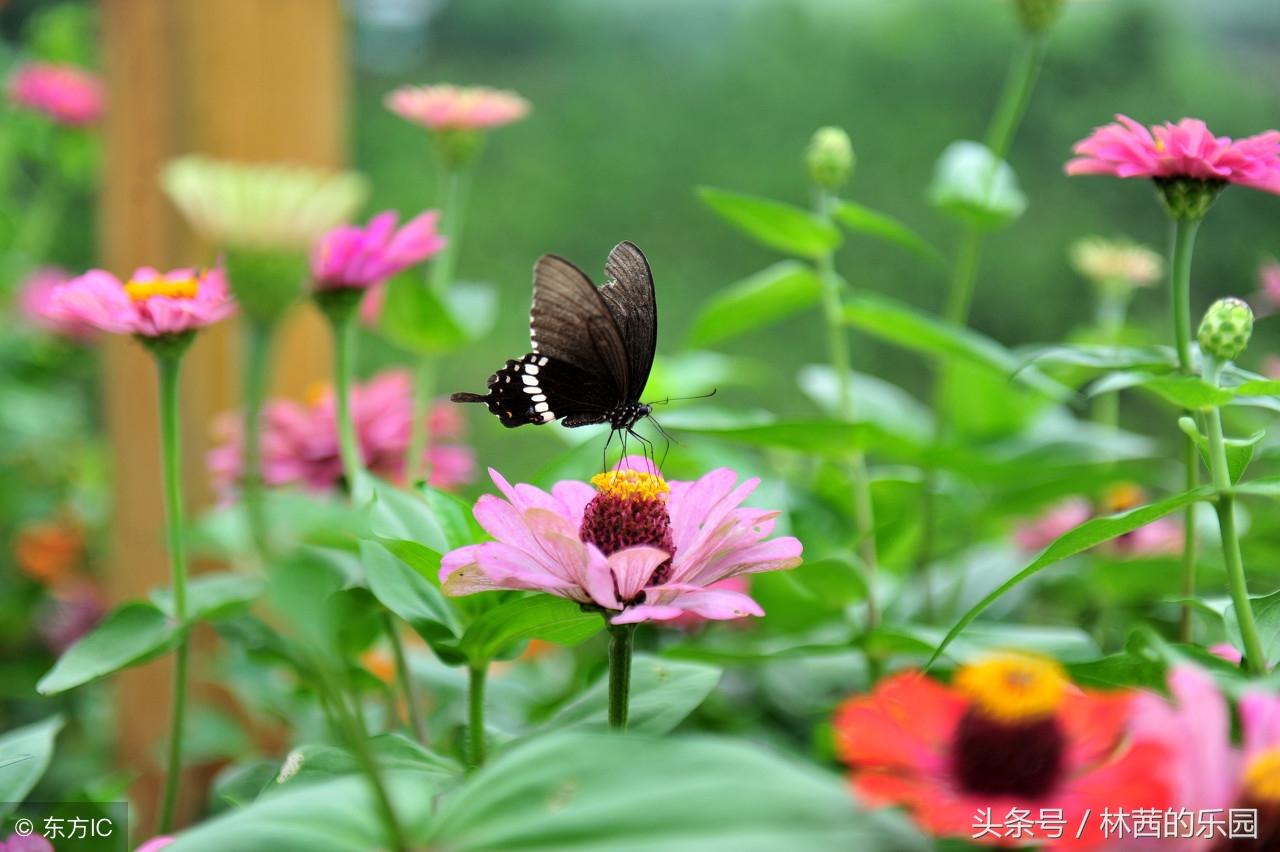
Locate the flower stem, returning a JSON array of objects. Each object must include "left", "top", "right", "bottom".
[
  {"left": 241, "top": 317, "right": 276, "bottom": 562},
  {"left": 1090, "top": 287, "right": 1127, "bottom": 432},
  {"left": 329, "top": 678, "right": 409, "bottom": 852},
  {"left": 155, "top": 352, "right": 190, "bottom": 835},
  {"left": 1169, "top": 216, "right": 1202, "bottom": 642},
  {"left": 467, "top": 664, "right": 487, "bottom": 768},
  {"left": 327, "top": 302, "right": 366, "bottom": 501},
  {"left": 984, "top": 34, "right": 1047, "bottom": 162},
  {"left": 404, "top": 358, "right": 436, "bottom": 486},
  {"left": 383, "top": 614, "right": 428, "bottom": 744},
  {"left": 1203, "top": 360, "right": 1267, "bottom": 675},
  {"left": 607, "top": 622, "right": 636, "bottom": 730},
  {"left": 814, "top": 189, "right": 878, "bottom": 628}
]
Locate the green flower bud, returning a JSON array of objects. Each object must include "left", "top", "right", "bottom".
[
  {"left": 1197, "top": 297, "right": 1253, "bottom": 362},
  {"left": 1012, "top": 0, "right": 1064, "bottom": 34},
  {"left": 807, "top": 126, "right": 855, "bottom": 190}
]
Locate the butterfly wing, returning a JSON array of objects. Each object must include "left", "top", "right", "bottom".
[
  {"left": 599, "top": 241, "right": 657, "bottom": 402},
  {"left": 530, "top": 254, "right": 630, "bottom": 396},
  {"left": 452, "top": 353, "right": 617, "bottom": 428}
]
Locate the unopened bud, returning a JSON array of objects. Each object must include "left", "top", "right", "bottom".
[
  {"left": 807, "top": 126, "right": 855, "bottom": 190},
  {"left": 1198, "top": 298, "right": 1253, "bottom": 362},
  {"left": 1012, "top": 0, "right": 1064, "bottom": 34}
]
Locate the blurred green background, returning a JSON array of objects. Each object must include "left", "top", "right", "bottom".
[{"left": 351, "top": 0, "right": 1280, "bottom": 477}]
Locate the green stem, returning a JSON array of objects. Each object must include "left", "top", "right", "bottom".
[
  {"left": 404, "top": 359, "right": 436, "bottom": 486},
  {"left": 428, "top": 165, "right": 471, "bottom": 297},
  {"left": 241, "top": 318, "right": 275, "bottom": 562},
  {"left": 1203, "top": 361, "right": 1266, "bottom": 675},
  {"left": 383, "top": 614, "right": 428, "bottom": 745},
  {"left": 984, "top": 34, "right": 1047, "bottom": 162},
  {"left": 329, "top": 307, "right": 366, "bottom": 501},
  {"left": 334, "top": 681, "right": 410, "bottom": 852},
  {"left": 155, "top": 353, "right": 190, "bottom": 835},
  {"left": 1090, "top": 287, "right": 1128, "bottom": 434},
  {"left": 607, "top": 622, "right": 636, "bottom": 730},
  {"left": 1169, "top": 216, "right": 1202, "bottom": 642},
  {"left": 467, "top": 664, "right": 487, "bottom": 768},
  {"left": 814, "top": 189, "right": 878, "bottom": 628}
]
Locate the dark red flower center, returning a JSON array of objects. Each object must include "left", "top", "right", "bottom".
[{"left": 578, "top": 470, "right": 675, "bottom": 602}]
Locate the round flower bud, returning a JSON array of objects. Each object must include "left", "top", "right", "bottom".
[
  {"left": 1012, "top": 0, "right": 1064, "bottom": 34},
  {"left": 807, "top": 126, "right": 855, "bottom": 190},
  {"left": 1197, "top": 297, "right": 1254, "bottom": 362}
]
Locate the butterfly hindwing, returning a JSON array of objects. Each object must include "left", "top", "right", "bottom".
[{"left": 457, "top": 353, "right": 617, "bottom": 428}]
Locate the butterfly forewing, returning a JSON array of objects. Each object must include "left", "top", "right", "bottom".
[
  {"left": 599, "top": 241, "right": 657, "bottom": 401},
  {"left": 529, "top": 254, "right": 629, "bottom": 394}
]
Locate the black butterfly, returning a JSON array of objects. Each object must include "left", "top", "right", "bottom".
[{"left": 451, "top": 241, "right": 660, "bottom": 444}]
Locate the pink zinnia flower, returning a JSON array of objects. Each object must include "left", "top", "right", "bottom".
[
  {"left": 1015, "top": 487, "right": 1183, "bottom": 559},
  {"left": 312, "top": 210, "right": 445, "bottom": 292},
  {"left": 1014, "top": 499, "right": 1091, "bottom": 553},
  {"left": 440, "top": 458, "right": 802, "bottom": 625},
  {"left": 834, "top": 654, "right": 1172, "bottom": 849},
  {"left": 0, "top": 832, "right": 54, "bottom": 852},
  {"left": 134, "top": 837, "right": 174, "bottom": 852},
  {"left": 47, "top": 267, "right": 235, "bottom": 338},
  {"left": 1130, "top": 666, "right": 1280, "bottom": 848},
  {"left": 385, "top": 84, "right": 529, "bottom": 132},
  {"left": 37, "top": 578, "right": 105, "bottom": 655},
  {"left": 1209, "top": 643, "right": 1244, "bottom": 666},
  {"left": 1255, "top": 259, "right": 1280, "bottom": 315},
  {"left": 8, "top": 62, "right": 104, "bottom": 126},
  {"left": 208, "top": 369, "right": 472, "bottom": 498},
  {"left": 1066, "top": 115, "right": 1280, "bottom": 195},
  {"left": 16, "top": 266, "right": 97, "bottom": 341}
]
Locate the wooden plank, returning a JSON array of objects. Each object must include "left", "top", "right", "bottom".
[{"left": 99, "top": 0, "right": 346, "bottom": 827}]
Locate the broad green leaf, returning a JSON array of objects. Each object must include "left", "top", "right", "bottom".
[
  {"left": 37, "top": 602, "right": 179, "bottom": 694},
  {"left": 1091, "top": 372, "right": 1234, "bottom": 409},
  {"left": 1067, "top": 653, "right": 1168, "bottom": 691},
  {"left": 871, "top": 624, "right": 1098, "bottom": 665},
  {"left": 1233, "top": 379, "right": 1280, "bottom": 397},
  {"left": 843, "top": 294, "right": 1064, "bottom": 398},
  {"left": 166, "top": 770, "right": 441, "bottom": 852},
  {"left": 151, "top": 572, "right": 265, "bottom": 623},
  {"left": 928, "top": 141, "right": 1026, "bottom": 229},
  {"left": 833, "top": 200, "right": 942, "bottom": 264},
  {"left": 380, "top": 278, "right": 496, "bottom": 356},
  {"left": 268, "top": 734, "right": 461, "bottom": 793},
  {"left": 427, "top": 731, "right": 926, "bottom": 851},
  {"left": 0, "top": 715, "right": 62, "bottom": 818},
  {"left": 538, "top": 655, "right": 721, "bottom": 736},
  {"left": 1225, "top": 590, "right": 1280, "bottom": 669},
  {"left": 698, "top": 186, "right": 841, "bottom": 259},
  {"left": 797, "top": 364, "right": 934, "bottom": 443},
  {"left": 360, "top": 540, "right": 459, "bottom": 644},
  {"left": 661, "top": 407, "right": 913, "bottom": 457},
  {"left": 1235, "top": 475, "right": 1280, "bottom": 498},
  {"left": 458, "top": 595, "right": 601, "bottom": 667},
  {"left": 416, "top": 485, "right": 482, "bottom": 550},
  {"left": 379, "top": 538, "right": 443, "bottom": 583},
  {"left": 686, "top": 261, "right": 822, "bottom": 347},
  {"left": 928, "top": 487, "right": 1214, "bottom": 667},
  {"left": 367, "top": 480, "right": 450, "bottom": 553},
  {"left": 1180, "top": 419, "right": 1264, "bottom": 485},
  {"left": 211, "top": 760, "right": 278, "bottom": 807},
  {"left": 1017, "top": 344, "right": 1177, "bottom": 386}
]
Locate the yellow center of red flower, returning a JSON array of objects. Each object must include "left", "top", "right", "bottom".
[
  {"left": 954, "top": 653, "right": 1069, "bottom": 723},
  {"left": 1245, "top": 748, "right": 1280, "bottom": 803},
  {"left": 590, "top": 469, "right": 669, "bottom": 501},
  {"left": 124, "top": 274, "right": 199, "bottom": 302}
]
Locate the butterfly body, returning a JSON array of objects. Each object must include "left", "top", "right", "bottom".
[{"left": 451, "top": 242, "right": 658, "bottom": 437}]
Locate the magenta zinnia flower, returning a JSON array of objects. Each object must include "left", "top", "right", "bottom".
[
  {"left": 16, "top": 266, "right": 98, "bottom": 341},
  {"left": 1066, "top": 115, "right": 1280, "bottom": 195},
  {"left": 385, "top": 84, "right": 530, "bottom": 132},
  {"left": 208, "top": 369, "right": 473, "bottom": 498},
  {"left": 312, "top": 210, "right": 445, "bottom": 292},
  {"left": 47, "top": 267, "right": 235, "bottom": 338},
  {"left": 440, "top": 458, "right": 802, "bottom": 625},
  {"left": 8, "top": 62, "right": 104, "bottom": 126},
  {"left": 1130, "top": 666, "right": 1280, "bottom": 848}
]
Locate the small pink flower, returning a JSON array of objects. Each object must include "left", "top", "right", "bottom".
[
  {"left": 359, "top": 281, "right": 388, "bottom": 328},
  {"left": 48, "top": 267, "right": 236, "bottom": 338},
  {"left": 440, "top": 458, "right": 803, "bottom": 625},
  {"left": 209, "top": 369, "right": 473, "bottom": 498},
  {"left": 1066, "top": 115, "right": 1280, "bottom": 195},
  {"left": 385, "top": 84, "right": 529, "bottom": 132},
  {"left": 135, "top": 838, "right": 174, "bottom": 852},
  {"left": 1209, "top": 643, "right": 1244, "bottom": 666},
  {"left": 1, "top": 832, "right": 54, "bottom": 852},
  {"left": 1130, "top": 666, "right": 1280, "bottom": 848},
  {"left": 16, "top": 266, "right": 98, "bottom": 341},
  {"left": 8, "top": 62, "right": 104, "bottom": 126},
  {"left": 37, "top": 578, "right": 106, "bottom": 655},
  {"left": 1014, "top": 499, "right": 1090, "bottom": 552},
  {"left": 1255, "top": 259, "right": 1280, "bottom": 314},
  {"left": 1105, "top": 516, "right": 1182, "bottom": 559},
  {"left": 312, "top": 210, "right": 445, "bottom": 292}
]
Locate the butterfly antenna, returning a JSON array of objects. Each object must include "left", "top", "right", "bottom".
[{"left": 647, "top": 388, "right": 718, "bottom": 406}]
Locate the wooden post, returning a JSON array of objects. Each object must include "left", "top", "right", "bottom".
[{"left": 99, "top": 0, "right": 346, "bottom": 828}]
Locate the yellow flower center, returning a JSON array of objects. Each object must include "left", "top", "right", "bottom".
[
  {"left": 304, "top": 381, "right": 331, "bottom": 408},
  {"left": 590, "top": 469, "right": 668, "bottom": 502},
  {"left": 1244, "top": 747, "right": 1280, "bottom": 803},
  {"left": 124, "top": 274, "right": 199, "bottom": 302},
  {"left": 1102, "top": 482, "right": 1145, "bottom": 514},
  {"left": 955, "top": 653, "right": 1070, "bottom": 723},
  {"left": 1154, "top": 137, "right": 1166, "bottom": 154}
]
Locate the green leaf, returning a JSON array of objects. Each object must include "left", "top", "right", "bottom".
[
  {"left": 367, "top": 480, "right": 451, "bottom": 553},
  {"left": 872, "top": 624, "right": 1098, "bottom": 665},
  {"left": 380, "top": 278, "right": 496, "bottom": 356},
  {"left": 427, "top": 731, "right": 926, "bottom": 851},
  {"left": 269, "top": 734, "right": 461, "bottom": 793},
  {"left": 166, "top": 770, "right": 441, "bottom": 852},
  {"left": 1233, "top": 379, "right": 1280, "bottom": 397},
  {"left": 833, "top": 200, "right": 942, "bottom": 264},
  {"left": 1226, "top": 590, "right": 1280, "bottom": 669},
  {"left": 151, "top": 571, "right": 265, "bottom": 623},
  {"left": 1182, "top": 422, "right": 1264, "bottom": 485},
  {"left": 416, "top": 485, "right": 482, "bottom": 550},
  {"left": 1234, "top": 475, "right": 1280, "bottom": 498},
  {"left": 0, "top": 715, "right": 63, "bottom": 818},
  {"left": 797, "top": 365, "right": 934, "bottom": 443},
  {"left": 843, "top": 294, "right": 1064, "bottom": 398},
  {"left": 643, "top": 350, "right": 765, "bottom": 401},
  {"left": 928, "top": 141, "right": 1026, "bottom": 229},
  {"left": 661, "top": 408, "right": 911, "bottom": 457},
  {"left": 379, "top": 538, "right": 443, "bottom": 582},
  {"left": 458, "top": 595, "right": 602, "bottom": 668},
  {"left": 1091, "top": 372, "right": 1235, "bottom": 409},
  {"left": 1017, "top": 344, "right": 1177, "bottom": 386},
  {"left": 37, "top": 602, "right": 179, "bottom": 694},
  {"left": 538, "top": 654, "right": 721, "bottom": 736},
  {"left": 697, "top": 186, "right": 841, "bottom": 259},
  {"left": 686, "top": 261, "right": 823, "bottom": 347},
  {"left": 928, "top": 487, "right": 1214, "bottom": 667},
  {"left": 360, "top": 540, "right": 460, "bottom": 644}
]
